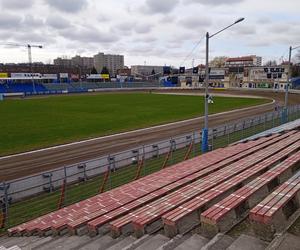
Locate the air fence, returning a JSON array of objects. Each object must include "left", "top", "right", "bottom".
[{"left": 0, "top": 105, "right": 300, "bottom": 232}]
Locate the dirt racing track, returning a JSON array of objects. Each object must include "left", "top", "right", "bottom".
[{"left": 0, "top": 89, "right": 299, "bottom": 181}]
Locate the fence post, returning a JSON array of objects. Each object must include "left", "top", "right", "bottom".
[
  {"left": 242, "top": 120, "right": 245, "bottom": 139},
  {"left": 192, "top": 132, "right": 196, "bottom": 157},
  {"left": 227, "top": 126, "right": 230, "bottom": 145},
  {"left": 0, "top": 183, "right": 9, "bottom": 229},
  {"left": 142, "top": 145, "right": 146, "bottom": 177}
]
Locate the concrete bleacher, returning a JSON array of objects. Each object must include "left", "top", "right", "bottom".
[
  {"left": 250, "top": 171, "right": 300, "bottom": 241},
  {"left": 2, "top": 126, "right": 300, "bottom": 249}
]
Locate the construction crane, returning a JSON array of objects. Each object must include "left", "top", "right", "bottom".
[{"left": 0, "top": 42, "right": 43, "bottom": 93}]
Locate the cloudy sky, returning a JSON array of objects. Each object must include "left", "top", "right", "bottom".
[{"left": 0, "top": 0, "right": 299, "bottom": 67}]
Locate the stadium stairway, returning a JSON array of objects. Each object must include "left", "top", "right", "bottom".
[{"left": 2, "top": 128, "right": 300, "bottom": 249}]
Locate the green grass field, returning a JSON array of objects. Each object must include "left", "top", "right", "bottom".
[{"left": 0, "top": 93, "right": 269, "bottom": 156}]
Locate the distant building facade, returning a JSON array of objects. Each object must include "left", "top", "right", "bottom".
[
  {"left": 225, "top": 55, "right": 262, "bottom": 67},
  {"left": 54, "top": 52, "right": 125, "bottom": 76},
  {"left": 94, "top": 53, "right": 124, "bottom": 76}
]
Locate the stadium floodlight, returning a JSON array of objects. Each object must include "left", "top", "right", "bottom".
[{"left": 202, "top": 18, "right": 245, "bottom": 153}]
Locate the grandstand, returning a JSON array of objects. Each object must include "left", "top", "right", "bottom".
[
  {"left": 2, "top": 121, "right": 300, "bottom": 250},
  {"left": 0, "top": 81, "right": 161, "bottom": 95}
]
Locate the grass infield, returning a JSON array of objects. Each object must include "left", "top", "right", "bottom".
[{"left": 0, "top": 93, "right": 269, "bottom": 156}]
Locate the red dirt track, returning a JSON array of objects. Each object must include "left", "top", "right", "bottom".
[{"left": 0, "top": 89, "right": 299, "bottom": 181}]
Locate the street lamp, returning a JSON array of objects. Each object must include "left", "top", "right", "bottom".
[
  {"left": 202, "top": 17, "right": 245, "bottom": 153},
  {"left": 284, "top": 45, "right": 300, "bottom": 111}
]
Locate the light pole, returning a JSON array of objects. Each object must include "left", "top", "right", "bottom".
[
  {"left": 285, "top": 45, "right": 300, "bottom": 111},
  {"left": 202, "top": 17, "right": 245, "bottom": 153}
]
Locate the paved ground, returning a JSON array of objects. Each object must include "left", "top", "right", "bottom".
[{"left": 0, "top": 89, "right": 299, "bottom": 181}]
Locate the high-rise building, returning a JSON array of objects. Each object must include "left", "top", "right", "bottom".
[
  {"left": 53, "top": 57, "right": 73, "bottom": 67},
  {"left": 71, "top": 56, "right": 94, "bottom": 69},
  {"left": 94, "top": 53, "right": 124, "bottom": 76}
]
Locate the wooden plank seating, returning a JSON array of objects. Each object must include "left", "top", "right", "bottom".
[
  {"left": 67, "top": 135, "right": 274, "bottom": 236},
  {"left": 249, "top": 170, "right": 300, "bottom": 240},
  {"left": 163, "top": 143, "right": 300, "bottom": 238},
  {"left": 9, "top": 134, "right": 265, "bottom": 236},
  {"left": 200, "top": 149, "right": 300, "bottom": 238},
  {"left": 109, "top": 132, "right": 299, "bottom": 238},
  {"left": 84, "top": 134, "right": 281, "bottom": 237}
]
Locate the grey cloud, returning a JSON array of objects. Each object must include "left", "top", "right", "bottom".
[
  {"left": 59, "top": 27, "right": 119, "bottom": 44},
  {"left": 187, "top": 0, "right": 244, "bottom": 5},
  {"left": 46, "top": 15, "right": 72, "bottom": 30},
  {"left": 134, "top": 23, "right": 153, "bottom": 34},
  {"left": 233, "top": 25, "right": 256, "bottom": 35},
  {"left": 135, "top": 36, "right": 157, "bottom": 43},
  {"left": 22, "top": 15, "right": 45, "bottom": 27},
  {"left": 142, "top": 0, "right": 179, "bottom": 14},
  {"left": 112, "top": 22, "right": 153, "bottom": 35},
  {"left": 0, "top": 0, "right": 35, "bottom": 9},
  {"left": 14, "top": 31, "right": 55, "bottom": 44},
  {"left": 0, "top": 13, "right": 22, "bottom": 29},
  {"left": 179, "top": 16, "right": 212, "bottom": 29},
  {"left": 44, "top": 0, "right": 87, "bottom": 13}
]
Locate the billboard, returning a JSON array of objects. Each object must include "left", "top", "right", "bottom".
[
  {"left": 0, "top": 73, "right": 8, "bottom": 78},
  {"left": 101, "top": 74, "right": 110, "bottom": 79},
  {"left": 42, "top": 74, "right": 57, "bottom": 79},
  {"left": 209, "top": 69, "right": 225, "bottom": 80},
  {"left": 11, "top": 73, "right": 41, "bottom": 78},
  {"left": 59, "top": 73, "right": 69, "bottom": 78}
]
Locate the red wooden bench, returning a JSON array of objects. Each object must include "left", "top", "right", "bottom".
[
  {"left": 108, "top": 132, "right": 298, "bottom": 238},
  {"left": 9, "top": 137, "right": 255, "bottom": 236},
  {"left": 200, "top": 148, "right": 300, "bottom": 238},
  {"left": 163, "top": 143, "right": 300, "bottom": 238},
  {"left": 84, "top": 134, "right": 280, "bottom": 236},
  {"left": 249, "top": 170, "right": 300, "bottom": 240}
]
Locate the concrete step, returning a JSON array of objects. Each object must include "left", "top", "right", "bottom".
[
  {"left": 0, "top": 237, "right": 39, "bottom": 249},
  {"left": 77, "top": 235, "right": 121, "bottom": 250},
  {"left": 134, "top": 234, "right": 169, "bottom": 250},
  {"left": 174, "top": 234, "right": 209, "bottom": 250},
  {"left": 156, "top": 234, "right": 192, "bottom": 250},
  {"left": 0, "top": 246, "right": 7, "bottom": 250},
  {"left": 25, "top": 237, "right": 54, "bottom": 250},
  {"left": 201, "top": 233, "right": 235, "bottom": 250},
  {"left": 0, "top": 236, "right": 9, "bottom": 245},
  {"left": 123, "top": 234, "right": 154, "bottom": 250},
  {"left": 51, "top": 235, "right": 92, "bottom": 249},
  {"left": 33, "top": 236, "right": 69, "bottom": 250},
  {"left": 106, "top": 236, "right": 136, "bottom": 250},
  {"left": 268, "top": 233, "right": 300, "bottom": 250},
  {"left": 7, "top": 247, "right": 21, "bottom": 250},
  {"left": 227, "top": 234, "right": 268, "bottom": 250}
]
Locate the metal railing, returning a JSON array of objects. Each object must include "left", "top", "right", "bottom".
[{"left": 0, "top": 105, "right": 300, "bottom": 232}]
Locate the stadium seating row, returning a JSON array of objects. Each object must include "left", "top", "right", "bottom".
[
  {"left": 8, "top": 132, "right": 278, "bottom": 236},
  {"left": 250, "top": 170, "right": 300, "bottom": 240},
  {"left": 7, "top": 129, "right": 300, "bottom": 244},
  {"left": 108, "top": 131, "right": 299, "bottom": 238}
]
